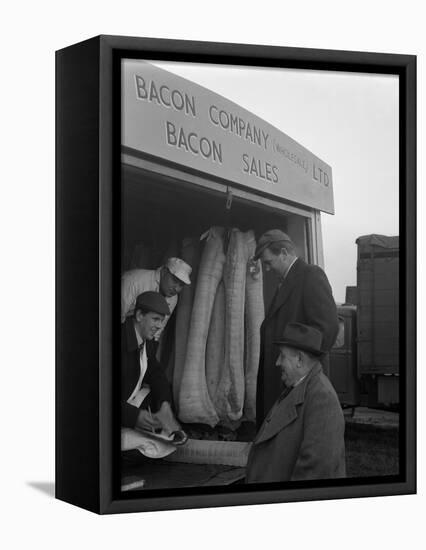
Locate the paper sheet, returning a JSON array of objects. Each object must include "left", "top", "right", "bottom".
[{"left": 121, "top": 427, "right": 176, "bottom": 458}]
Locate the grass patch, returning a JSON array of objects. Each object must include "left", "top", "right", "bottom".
[{"left": 345, "top": 422, "right": 399, "bottom": 477}]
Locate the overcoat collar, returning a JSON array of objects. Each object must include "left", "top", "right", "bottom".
[
  {"left": 265, "top": 258, "right": 305, "bottom": 319},
  {"left": 254, "top": 362, "right": 322, "bottom": 445}
]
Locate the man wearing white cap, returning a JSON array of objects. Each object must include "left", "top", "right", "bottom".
[{"left": 121, "top": 257, "right": 192, "bottom": 338}]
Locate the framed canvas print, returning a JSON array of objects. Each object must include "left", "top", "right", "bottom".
[{"left": 55, "top": 36, "right": 416, "bottom": 514}]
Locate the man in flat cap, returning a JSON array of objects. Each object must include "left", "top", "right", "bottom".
[
  {"left": 121, "top": 258, "right": 192, "bottom": 338},
  {"left": 254, "top": 229, "right": 338, "bottom": 427},
  {"left": 121, "top": 291, "right": 186, "bottom": 443},
  {"left": 246, "top": 323, "right": 345, "bottom": 483}
]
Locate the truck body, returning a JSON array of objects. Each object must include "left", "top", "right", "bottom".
[{"left": 329, "top": 234, "right": 399, "bottom": 408}]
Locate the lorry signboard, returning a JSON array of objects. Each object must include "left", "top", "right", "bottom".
[{"left": 122, "top": 60, "right": 335, "bottom": 214}]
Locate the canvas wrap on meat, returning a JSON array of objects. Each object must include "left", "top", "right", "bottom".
[
  {"left": 243, "top": 232, "right": 264, "bottom": 421},
  {"left": 177, "top": 227, "right": 225, "bottom": 426},
  {"left": 173, "top": 237, "right": 201, "bottom": 406},
  {"left": 206, "top": 281, "right": 226, "bottom": 403},
  {"left": 215, "top": 229, "right": 250, "bottom": 421},
  {"left": 174, "top": 226, "right": 264, "bottom": 427}
]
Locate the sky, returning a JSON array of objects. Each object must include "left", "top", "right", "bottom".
[{"left": 149, "top": 61, "right": 399, "bottom": 303}]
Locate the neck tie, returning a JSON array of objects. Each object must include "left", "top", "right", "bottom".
[{"left": 278, "top": 385, "right": 293, "bottom": 403}]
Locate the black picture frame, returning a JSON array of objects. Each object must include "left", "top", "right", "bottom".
[{"left": 56, "top": 35, "right": 416, "bottom": 514}]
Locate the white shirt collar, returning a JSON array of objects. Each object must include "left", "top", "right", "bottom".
[
  {"left": 278, "top": 257, "right": 297, "bottom": 286},
  {"left": 284, "top": 257, "right": 297, "bottom": 279},
  {"left": 134, "top": 323, "right": 144, "bottom": 347},
  {"left": 292, "top": 374, "right": 307, "bottom": 388}
]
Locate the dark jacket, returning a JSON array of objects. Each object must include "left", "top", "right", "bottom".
[
  {"left": 256, "top": 258, "right": 338, "bottom": 427},
  {"left": 247, "top": 363, "right": 346, "bottom": 483},
  {"left": 121, "top": 318, "right": 172, "bottom": 428}
]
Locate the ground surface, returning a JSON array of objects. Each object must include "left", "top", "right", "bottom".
[
  {"left": 184, "top": 409, "right": 401, "bottom": 478},
  {"left": 344, "top": 422, "right": 399, "bottom": 477}
]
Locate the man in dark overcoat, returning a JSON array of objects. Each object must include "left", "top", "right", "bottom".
[
  {"left": 246, "top": 323, "right": 346, "bottom": 483},
  {"left": 254, "top": 230, "right": 339, "bottom": 427}
]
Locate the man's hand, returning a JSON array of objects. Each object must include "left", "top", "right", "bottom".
[
  {"left": 155, "top": 401, "right": 182, "bottom": 434},
  {"left": 135, "top": 409, "right": 162, "bottom": 432}
]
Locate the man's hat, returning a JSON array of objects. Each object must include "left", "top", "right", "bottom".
[
  {"left": 166, "top": 257, "right": 192, "bottom": 285},
  {"left": 274, "top": 322, "right": 323, "bottom": 356},
  {"left": 135, "top": 291, "right": 170, "bottom": 316},
  {"left": 254, "top": 229, "right": 293, "bottom": 260}
]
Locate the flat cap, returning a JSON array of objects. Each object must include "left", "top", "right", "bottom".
[
  {"left": 254, "top": 229, "right": 293, "bottom": 260},
  {"left": 134, "top": 291, "right": 170, "bottom": 316},
  {"left": 166, "top": 257, "right": 192, "bottom": 285},
  {"left": 274, "top": 322, "right": 323, "bottom": 356}
]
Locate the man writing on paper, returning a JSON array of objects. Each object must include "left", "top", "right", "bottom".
[
  {"left": 246, "top": 323, "right": 346, "bottom": 483},
  {"left": 121, "top": 291, "right": 187, "bottom": 445}
]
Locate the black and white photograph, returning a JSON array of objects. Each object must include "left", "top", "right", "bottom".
[
  {"left": 6, "top": 1, "right": 422, "bottom": 544},
  {"left": 118, "top": 58, "right": 403, "bottom": 493}
]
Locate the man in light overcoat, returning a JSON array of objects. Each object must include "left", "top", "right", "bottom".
[{"left": 246, "top": 322, "right": 346, "bottom": 483}]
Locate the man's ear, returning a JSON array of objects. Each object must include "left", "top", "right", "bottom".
[
  {"left": 280, "top": 247, "right": 288, "bottom": 258},
  {"left": 135, "top": 309, "right": 143, "bottom": 323}
]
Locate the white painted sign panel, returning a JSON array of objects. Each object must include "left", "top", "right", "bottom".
[{"left": 122, "top": 60, "right": 334, "bottom": 214}]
